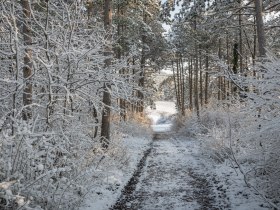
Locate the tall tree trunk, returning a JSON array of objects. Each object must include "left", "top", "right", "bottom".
[
  {"left": 218, "top": 77, "right": 221, "bottom": 100},
  {"left": 138, "top": 12, "right": 147, "bottom": 114},
  {"left": 254, "top": 0, "right": 266, "bottom": 57},
  {"left": 138, "top": 51, "right": 145, "bottom": 113},
  {"left": 117, "top": 3, "right": 126, "bottom": 121},
  {"left": 21, "top": 0, "right": 33, "bottom": 120},
  {"left": 232, "top": 42, "right": 239, "bottom": 95},
  {"left": 253, "top": 17, "right": 257, "bottom": 67},
  {"left": 205, "top": 53, "right": 209, "bottom": 104},
  {"left": 199, "top": 52, "right": 203, "bottom": 106},
  {"left": 180, "top": 56, "right": 185, "bottom": 116},
  {"left": 218, "top": 39, "right": 222, "bottom": 100},
  {"left": 12, "top": 22, "right": 19, "bottom": 135},
  {"left": 226, "top": 34, "right": 230, "bottom": 100},
  {"left": 194, "top": 49, "right": 199, "bottom": 118},
  {"left": 177, "top": 56, "right": 185, "bottom": 116},
  {"left": 223, "top": 76, "right": 226, "bottom": 100},
  {"left": 172, "top": 61, "right": 179, "bottom": 111},
  {"left": 194, "top": 16, "right": 199, "bottom": 118},
  {"left": 232, "top": 43, "right": 238, "bottom": 74},
  {"left": 176, "top": 59, "right": 181, "bottom": 112},
  {"left": 239, "top": 6, "right": 243, "bottom": 73},
  {"left": 132, "top": 57, "right": 136, "bottom": 112},
  {"left": 101, "top": 0, "right": 112, "bottom": 147},
  {"left": 254, "top": 0, "right": 266, "bottom": 132},
  {"left": 189, "top": 58, "right": 193, "bottom": 110},
  {"left": 92, "top": 105, "right": 98, "bottom": 138}
]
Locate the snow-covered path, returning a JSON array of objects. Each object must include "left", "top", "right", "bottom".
[
  {"left": 107, "top": 101, "right": 270, "bottom": 210},
  {"left": 81, "top": 101, "right": 270, "bottom": 210},
  {"left": 112, "top": 137, "right": 229, "bottom": 210}
]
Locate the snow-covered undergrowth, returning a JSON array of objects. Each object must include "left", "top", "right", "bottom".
[
  {"left": 1, "top": 1, "right": 148, "bottom": 209},
  {"left": 0, "top": 117, "right": 152, "bottom": 210},
  {"left": 176, "top": 55, "right": 280, "bottom": 209},
  {"left": 177, "top": 102, "right": 280, "bottom": 208},
  {"left": 0, "top": 118, "right": 101, "bottom": 209}
]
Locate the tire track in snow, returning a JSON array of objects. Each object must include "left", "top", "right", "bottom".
[
  {"left": 111, "top": 143, "right": 153, "bottom": 210},
  {"left": 111, "top": 137, "right": 229, "bottom": 210}
]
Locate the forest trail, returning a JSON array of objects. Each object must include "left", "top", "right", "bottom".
[
  {"left": 108, "top": 101, "right": 270, "bottom": 210},
  {"left": 110, "top": 101, "right": 228, "bottom": 209},
  {"left": 111, "top": 137, "right": 229, "bottom": 210},
  {"left": 79, "top": 101, "right": 271, "bottom": 210}
]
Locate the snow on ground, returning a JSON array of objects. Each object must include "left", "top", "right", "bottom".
[
  {"left": 80, "top": 101, "right": 176, "bottom": 210},
  {"left": 80, "top": 100, "right": 271, "bottom": 210},
  {"left": 211, "top": 162, "right": 270, "bottom": 210},
  {"left": 113, "top": 137, "right": 203, "bottom": 210},
  {"left": 79, "top": 135, "right": 151, "bottom": 210},
  {"left": 112, "top": 136, "right": 270, "bottom": 210}
]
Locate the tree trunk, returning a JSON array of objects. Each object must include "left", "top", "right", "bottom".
[
  {"left": 138, "top": 12, "right": 147, "bottom": 114},
  {"left": 194, "top": 50, "right": 199, "bottom": 118},
  {"left": 254, "top": 0, "right": 266, "bottom": 132},
  {"left": 205, "top": 53, "right": 209, "bottom": 104},
  {"left": 101, "top": 0, "right": 112, "bottom": 147},
  {"left": 193, "top": 15, "right": 199, "bottom": 118},
  {"left": 21, "top": 0, "right": 33, "bottom": 120},
  {"left": 254, "top": 0, "right": 266, "bottom": 57},
  {"left": 189, "top": 58, "right": 193, "bottom": 110},
  {"left": 117, "top": 3, "right": 126, "bottom": 121},
  {"left": 176, "top": 56, "right": 185, "bottom": 116},
  {"left": 180, "top": 56, "right": 185, "bottom": 116},
  {"left": 226, "top": 34, "right": 230, "bottom": 100},
  {"left": 172, "top": 61, "right": 179, "bottom": 111},
  {"left": 199, "top": 52, "right": 203, "bottom": 106},
  {"left": 177, "top": 59, "right": 182, "bottom": 113},
  {"left": 218, "top": 39, "right": 222, "bottom": 100},
  {"left": 239, "top": 8, "right": 243, "bottom": 73},
  {"left": 232, "top": 42, "right": 239, "bottom": 95},
  {"left": 138, "top": 52, "right": 145, "bottom": 113},
  {"left": 253, "top": 17, "right": 257, "bottom": 68}
]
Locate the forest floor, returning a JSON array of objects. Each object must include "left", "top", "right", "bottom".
[
  {"left": 80, "top": 101, "right": 271, "bottom": 210},
  {"left": 111, "top": 135, "right": 269, "bottom": 210},
  {"left": 112, "top": 135, "right": 228, "bottom": 210}
]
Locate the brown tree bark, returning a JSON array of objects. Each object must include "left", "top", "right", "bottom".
[
  {"left": 101, "top": 0, "right": 112, "bottom": 146},
  {"left": 218, "top": 39, "right": 222, "bottom": 100},
  {"left": 138, "top": 50, "right": 145, "bottom": 113},
  {"left": 138, "top": 12, "right": 147, "bottom": 114},
  {"left": 254, "top": 0, "right": 266, "bottom": 131},
  {"left": 176, "top": 59, "right": 181, "bottom": 112},
  {"left": 195, "top": 52, "right": 199, "bottom": 115},
  {"left": 205, "top": 53, "right": 209, "bottom": 104},
  {"left": 172, "top": 61, "right": 179, "bottom": 111},
  {"left": 199, "top": 52, "right": 203, "bottom": 106},
  {"left": 189, "top": 58, "right": 193, "bottom": 110},
  {"left": 254, "top": 0, "right": 266, "bottom": 57},
  {"left": 239, "top": 7, "right": 243, "bottom": 73},
  {"left": 117, "top": 3, "right": 126, "bottom": 121},
  {"left": 180, "top": 56, "right": 185, "bottom": 116},
  {"left": 193, "top": 15, "right": 199, "bottom": 118}
]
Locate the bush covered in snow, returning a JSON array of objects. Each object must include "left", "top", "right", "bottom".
[
  {"left": 179, "top": 54, "right": 280, "bottom": 208},
  {"left": 0, "top": 1, "right": 144, "bottom": 209},
  {"left": 0, "top": 115, "right": 152, "bottom": 210}
]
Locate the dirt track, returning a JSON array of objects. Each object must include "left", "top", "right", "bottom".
[{"left": 111, "top": 137, "right": 229, "bottom": 210}]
